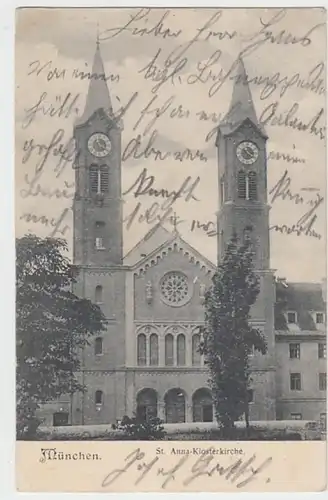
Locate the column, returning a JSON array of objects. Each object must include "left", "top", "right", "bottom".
[
  {"left": 186, "top": 403, "right": 193, "bottom": 423},
  {"left": 159, "top": 329, "right": 165, "bottom": 366},
  {"left": 158, "top": 401, "right": 165, "bottom": 422}
]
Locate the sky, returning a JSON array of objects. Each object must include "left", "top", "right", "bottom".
[{"left": 15, "top": 7, "right": 326, "bottom": 282}]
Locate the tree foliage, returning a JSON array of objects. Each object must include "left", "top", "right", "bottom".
[
  {"left": 16, "top": 235, "right": 107, "bottom": 438},
  {"left": 200, "top": 234, "right": 267, "bottom": 434}
]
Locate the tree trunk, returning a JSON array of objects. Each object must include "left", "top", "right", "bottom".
[{"left": 245, "top": 401, "right": 250, "bottom": 437}]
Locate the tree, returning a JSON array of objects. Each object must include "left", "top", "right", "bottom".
[
  {"left": 200, "top": 234, "right": 267, "bottom": 437},
  {"left": 16, "top": 235, "right": 107, "bottom": 439}
]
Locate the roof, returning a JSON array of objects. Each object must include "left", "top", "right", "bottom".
[
  {"left": 218, "top": 58, "right": 267, "bottom": 138},
  {"left": 123, "top": 224, "right": 174, "bottom": 266},
  {"left": 124, "top": 224, "right": 216, "bottom": 274},
  {"left": 75, "top": 43, "right": 113, "bottom": 126},
  {"left": 275, "top": 281, "right": 326, "bottom": 331}
]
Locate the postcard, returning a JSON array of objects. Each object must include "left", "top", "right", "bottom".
[{"left": 15, "top": 7, "right": 327, "bottom": 492}]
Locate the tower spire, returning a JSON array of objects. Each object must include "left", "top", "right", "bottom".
[
  {"left": 75, "top": 29, "right": 113, "bottom": 126},
  {"left": 218, "top": 57, "right": 266, "bottom": 137}
]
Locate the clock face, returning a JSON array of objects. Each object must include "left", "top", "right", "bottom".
[
  {"left": 88, "top": 133, "right": 111, "bottom": 158},
  {"left": 236, "top": 141, "right": 259, "bottom": 165}
]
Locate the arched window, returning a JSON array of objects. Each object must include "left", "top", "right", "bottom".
[
  {"left": 100, "top": 165, "right": 109, "bottom": 193},
  {"left": 137, "top": 389, "right": 158, "bottom": 421},
  {"left": 237, "top": 170, "right": 247, "bottom": 199},
  {"left": 89, "top": 165, "right": 109, "bottom": 194},
  {"left": 95, "top": 390, "right": 103, "bottom": 405},
  {"left": 192, "top": 388, "right": 213, "bottom": 422},
  {"left": 192, "top": 334, "right": 201, "bottom": 366},
  {"left": 94, "top": 337, "right": 103, "bottom": 356},
  {"left": 165, "top": 334, "right": 174, "bottom": 366},
  {"left": 95, "top": 221, "right": 105, "bottom": 249},
  {"left": 177, "top": 334, "right": 186, "bottom": 366},
  {"left": 137, "top": 334, "right": 147, "bottom": 366},
  {"left": 243, "top": 225, "right": 253, "bottom": 244},
  {"left": 149, "top": 334, "right": 159, "bottom": 366},
  {"left": 89, "top": 165, "right": 98, "bottom": 193},
  {"left": 95, "top": 285, "right": 103, "bottom": 303},
  {"left": 248, "top": 171, "right": 257, "bottom": 200},
  {"left": 165, "top": 389, "right": 185, "bottom": 423}
]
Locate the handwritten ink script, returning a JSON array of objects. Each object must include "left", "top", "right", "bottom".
[
  {"left": 101, "top": 447, "right": 272, "bottom": 490},
  {"left": 16, "top": 7, "right": 326, "bottom": 285}
]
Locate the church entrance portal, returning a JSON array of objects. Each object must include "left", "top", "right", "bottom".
[
  {"left": 192, "top": 388, "right": 213, "bottom": 422},
  {"left": 136, "top": 388, "right": 158, "bottom": 421},
  {"left": 164, "top": 388, "right": 186, "bottom": 423}
]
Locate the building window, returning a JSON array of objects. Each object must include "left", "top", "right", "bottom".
[
  {"left": 290, "top": 413, "right": 302, "bottom": 420},
  {"left": 243, "top": 225, "right": 253, "bottom": 244},
  {"left": 220, "top": 176, "right": 225, "bottom": 204},
  {"left": 177, "top": 334, "right": 186, "bottom": 366},
  {"left": 165, "top": 334, "right": 174, "bottom": 366},
  {"left": 94, "top": 337, "right": 103, "bottom": 356},
  {"left": 192, "top": 334, "right": 201, "bottom": 366},
  {"left": 319, "top": 372, "right": 327, "bottom": 391},
  {"left": 247, "top": 389, "right": 254, "bottom": 403},
  {"left": 318, "top": 343, "right": 327, "bottom": 359},
  {"left": 316, "top": 312, "right": 324, "bottom": 324},
  {"left": 248, "top": 171, "right": 257, "bottom": 200},
  {"left": 90, "top": 165, "right": 109, "bottom": 194},
  {"left": 53, "top": 412, "right": 69, "bottom": 426},
  {"left": 287, "top": 311, "right": 297, "bottom": 324},
  {"left": 237, "top": 170, "right": 247, "bottom": 199},
  {"left": 95, "top": 285, "right": 103, "bottom": 303},
  {"left": 95, "top": 390, "right": 103, "bottom": 405},
  {"left": 289, "top": 343, "right": 300, "bottom": 359},
  {"left": 95, "top": 221, "right": 106, "bottom": 249},
  {"left": 237, "top": 171, "right": 257, "bottom": 201},
  {"left": 290, "top": 373, "right": 301, "bottom": 391},
  {"left": 137, "top": 334, "right": 147, "bottom": 366},
  {"left": 160, "top": 272, "right": 190, "bottom": 307},
  {"left": 149, "top": 334, "right": 159, "bottom": 366}
]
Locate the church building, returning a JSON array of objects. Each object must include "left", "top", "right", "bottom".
[{"left": 41, "top": 43, "right": 326, "bottom": 428}]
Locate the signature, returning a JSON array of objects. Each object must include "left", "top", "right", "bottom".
[{"left": 101, "top": 447, "right": 272, "bottom": 489}]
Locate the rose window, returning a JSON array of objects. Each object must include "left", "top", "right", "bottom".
[{"left": 160, "top": 272, "right": 190, "bottom": 306}]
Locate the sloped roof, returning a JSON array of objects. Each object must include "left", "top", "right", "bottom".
[
  {"left": 275, "top": 281, "right": 326, "bottom": 331},
  {"left": 75, "top": 43, "right": 113, "bottom": 127},
  {"left": 123, "top": 224, "right": 174, "bottom": 266},
  {"left": 124, "top": 225, "right": 216, "bottom": 274},
  {"left": 218, "top": 58, "right": 267, "bottom": 138}
]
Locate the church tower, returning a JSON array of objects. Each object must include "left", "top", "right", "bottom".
[
  {"left": 71, "top": 41, "right": 127, "bottom": 425},
  {"left": 73, "top": 40, "right": 123, "bottom": 266},
  {"left": 216, "top": 58, "right": 276, "bottom": 419}
]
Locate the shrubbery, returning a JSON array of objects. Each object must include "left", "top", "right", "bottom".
[{"left": 112, "top": 415, "right": 166, "bottom": 440}]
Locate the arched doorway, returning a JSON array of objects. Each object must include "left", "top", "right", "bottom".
[
  {"left": 164, "top": 388, "right": 186, "bottom": 423},
  {"left": 192, "top": 388, "right": 213, "bottom": 422},
  {"left": 136, "top": 388, "right": 158, "bottom": 421}
]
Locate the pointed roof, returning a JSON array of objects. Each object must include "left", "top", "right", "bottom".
[
  {"left": 75, "top": 41, "right": 113, "bottom": 126},
  {"left": 218, "top": 58, "right": 267, "bottom": 137},
  {"left": 123, "top": 225, "right": 174, "bottom": 266}
]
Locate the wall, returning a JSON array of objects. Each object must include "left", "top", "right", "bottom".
[{"left": 276, "top": 334, "right": 327, "bottom": 420}]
